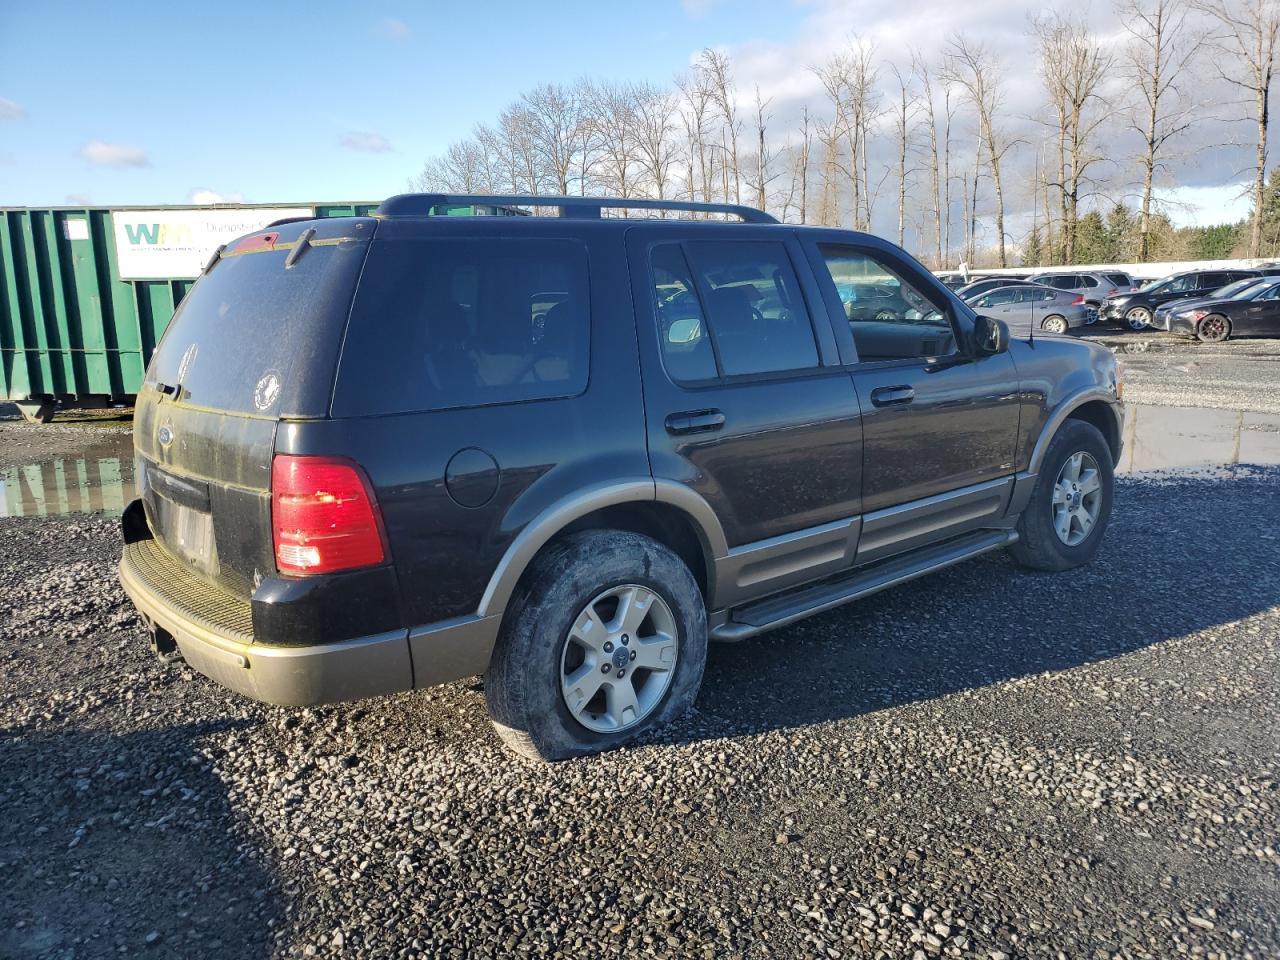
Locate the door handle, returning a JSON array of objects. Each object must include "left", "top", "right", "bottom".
[
  {"left": 665, "top": 409, "right": 726, "bottom": 435},
  {"left": 870, "top": 385, "right": 915, "bottom": 407}
]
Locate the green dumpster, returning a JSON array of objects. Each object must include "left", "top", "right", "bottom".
[{"left": 0, "top": 200, "right": 519, "bottom": 421}]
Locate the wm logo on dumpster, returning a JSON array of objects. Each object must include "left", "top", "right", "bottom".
[{"left": 123, "top": 223, "right": 194, "bottom": 245}]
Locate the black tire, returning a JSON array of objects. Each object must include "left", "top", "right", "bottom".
[
  {"left": 1009, "top": 419, "right": 1114, "bottom": 572},
  {"left": 485, "top": 530, "right": 707, "bottom": 762},
  {"left": 1196, "top": 314, "right": 1231, "bottom": 342}
]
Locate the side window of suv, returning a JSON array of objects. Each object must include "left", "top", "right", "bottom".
[
  {"left": 1080, "top": 275, "right": 1099, "bottom": 288},
  {"left": 819, "top": 245, "right": 955, "bottom": 361},
  {"left": 334, "top": 239, "right": 590, "bottom": 416},
  {"left": 650, "top": 241, "right": 820, "bottom": 380}
]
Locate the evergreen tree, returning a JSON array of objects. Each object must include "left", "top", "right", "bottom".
[
  {"left": 1257, "top": 166, "right": 1280, "bottom": 256},
  {"left": 1105, "top": 203, "right": 1135, "bottom": 263},
  {"left": 1074, "top": 211, "right": 1110, "bottom": 263},
  {"left": 1022, "top": 225, "right": 1044, "bottom": 267}
]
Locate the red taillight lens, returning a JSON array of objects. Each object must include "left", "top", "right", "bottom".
[
  {"left": 271, "top": 455, "right": 386, "bottom": 575},
  {"left": 1071, "top": 294, "right": 1085, "bottom": 305},
  {"left": 1107, "top": 288, "right": 1118, "bottom": 297}
]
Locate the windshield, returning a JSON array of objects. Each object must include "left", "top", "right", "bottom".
[
  {"left": 1212, "top": 278, "right": 1264, "bottom": 299},
  {"left": 1244, "top": 281, "right": 1280, "bottom": 300},
  {"left": 1141, "top": 275, "right": 1174, "bottom": 293}
]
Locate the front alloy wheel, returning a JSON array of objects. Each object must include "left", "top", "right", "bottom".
[
  {"left": 560, "top": 584, "right": 678, "bottom": 733},
  {"left": 1051, "top": 451, "right": 1103, "bottom": 546},
  {"left": 1125, "top": 307, "right": 1152, "bottom": 330}
]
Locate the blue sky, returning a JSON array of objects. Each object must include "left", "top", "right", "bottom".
[
  {"left": 0, "top": 0, "right": 796, "bottom": 207},
  {"left": 0, "top": 0, "right": 1260, "bottom": 232}
]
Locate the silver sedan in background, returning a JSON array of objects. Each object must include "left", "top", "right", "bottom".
[{"left": 964, "top": 283, "right": 1093, "bottom": 335}]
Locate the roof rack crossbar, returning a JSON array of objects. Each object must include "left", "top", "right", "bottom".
[{"left": 376, "top": 193, "right": 779, "bottom": 224}]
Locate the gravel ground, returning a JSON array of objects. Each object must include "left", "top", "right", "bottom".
[
  {"left": 1081, "top": 332, "right": 1280, "bottom": 415},
  {"left": 2, "top": 464, "right": 1278, "bottom": 959}
]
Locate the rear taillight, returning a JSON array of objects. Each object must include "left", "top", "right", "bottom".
[
  {"left": 271, "top": 455, "right": 386, "bottom": 575},
  {"left": 1071, "top": 294, "right": 1085, "bottom": 305},
  {"left": 1107, "top": 288, "right": 1118, "bottom": 297}
]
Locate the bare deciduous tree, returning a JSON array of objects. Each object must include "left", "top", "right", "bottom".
[
  {"left": 589, "top": 81, "right": 642, "bottom": 197},
  {"left": 946, "top": 36, "right": 1014, "bottom": 267},
  {"left": 632, "top": 81, "right": 680, "bottom": 202},
  {"left": 1034, "top": 13, "right": 1113, "bottom": 263},
  {"left": 888, "top": 64, "right": 918, "bottom": 248},
  {"left": 1198, "top": 0, "right": 1280, "bottom": 257},
  {"left": 912, "top": 50, "right": 945, "bottom": 267},
  {"left": 745, "top": 86, "right": 779, "bottom": 212},
  {"left": 1119, "top": 0, "right": 1198, "bottom": 260},
  {"left": 700, "top": 48, "right": 743, "bottom": 204}
]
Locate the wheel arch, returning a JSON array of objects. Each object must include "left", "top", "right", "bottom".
[
  {"left": 1028, "top": 388, "right": 1123, "bottom": 475},
  {"left": 476, "top": 480, "right": 727, "bottom": 622}
]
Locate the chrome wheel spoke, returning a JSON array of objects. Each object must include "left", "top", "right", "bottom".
[
  {"left": 605, "top": 679, "right": 640, "bottom": 728},
  {"left": 562, "top": 662, "right": 606, "bottom": 717},
  {"left": 571, "top": 605, "right": 610, "bottom": 651},
  {"left": 612, "top": 585, "right": 654, "bottom": 637},
  {"left": 1078, "top": 469, "right": 1100, "bottom": 496},
  {"left": 1055, "top": 507, "right": 1072, "bottom": 541},
  {"left": 631, "top": 632, "right": 677, "bottom": 671}
]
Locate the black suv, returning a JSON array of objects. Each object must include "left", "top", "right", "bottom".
[
  {"left": 119, "top": 194, "right": 1124, "bottom": 761},
  {"left": 1100, "top": 268, "right": 1261, "bottom": 330}
]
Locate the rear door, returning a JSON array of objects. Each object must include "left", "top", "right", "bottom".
[
  {"left": 137, "top": 219, "right": 373, "bottom": 597},
  {"left": 627, "top": 225, "right": 864, "bottom": 603}
]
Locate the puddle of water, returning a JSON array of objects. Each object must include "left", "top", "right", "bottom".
[
  {"left": 1119, "top": 404, "right": 1280, "bottom": 474},
  {"left": 0, "top": 456, "right": 136, "bottom": 518}
]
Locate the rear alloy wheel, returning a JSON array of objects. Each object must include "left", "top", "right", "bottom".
[
  {"left": 485, "top": 530, "right": 706, "bottom": 762},
  {"left": 1197, "top": 314, "right": 1230, "bottom": 343},
  {"left": 1124, "top": 306, "right": 1152, "bottom": 330},
  {"left": 1041, "top": 315, "right": 1069, "bottom": 335}
]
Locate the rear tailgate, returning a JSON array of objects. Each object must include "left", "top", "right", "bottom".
[{"left": 135, "top": 218, "right": 374, "bottom": 598}]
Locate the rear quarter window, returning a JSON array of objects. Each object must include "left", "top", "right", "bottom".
[{"left": 333, "top": 239, "right": 590, "bottom": 416}]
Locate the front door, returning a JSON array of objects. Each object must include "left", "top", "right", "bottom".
[
  {"left": 627, "top": 227, "right": 864, "bottom": 603},
  {"left": 806, "top": 238, "right": 1022, "bottom": 563}
]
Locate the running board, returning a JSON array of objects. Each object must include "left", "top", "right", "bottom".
[{"left": 710, "top": 529, "right": 1018, "bottom": 642}]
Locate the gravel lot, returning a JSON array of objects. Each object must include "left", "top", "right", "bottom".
[
  {"left": 1082, "top": 332, "right": 1280, "bottom": 415},
  {"left": 1, "top": 413, "right": 1278, "bottom": 960}
]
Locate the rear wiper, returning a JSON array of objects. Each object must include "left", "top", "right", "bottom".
[{"left": 285, "top": 227, "right": 316, "bottom": 269}]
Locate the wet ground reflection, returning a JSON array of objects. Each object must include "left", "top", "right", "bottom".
[
  {"left": 1119, "top": 404, "right": 1280, "bottom": 474},
  {"left": 1, "top": 457, "right": 135, "bottom": 518}
]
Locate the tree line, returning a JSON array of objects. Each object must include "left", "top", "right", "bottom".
[{"left": 414, "top": 0, "right": 1280, "bottom": 269}]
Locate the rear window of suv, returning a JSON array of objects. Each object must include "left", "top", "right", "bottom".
[
  {"left": 333, "top": 239, "right": 590, "bottom": 416},
  {"left": 146, "top": 236, "right": 370, "bottom": 417}
]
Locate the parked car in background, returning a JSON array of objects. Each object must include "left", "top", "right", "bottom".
[
  {"left": 1152, "top": 276, "right": 1272, "bottom": 329},
  {"left": 1029, "top": 271, "right": 1135, "bottom": 307},
  {"left": 117, "top": 193, "right": 1123, "bottom": 762},
  {"left": 1099, "top": 269, "right": 1262, "bottom": 330},
  {"left": 1154, "top": 277, "right": 1280, "bottom": 341},
  {"left": 954, "top": 276, "right": 1028, "bottom": 301},
  {"left": 967, "top": 284, "right": 1092, "bottom": 335}
]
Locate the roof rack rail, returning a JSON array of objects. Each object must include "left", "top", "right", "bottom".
[{"left": 376, "top": 193, "right": 779, "bottom": 224}]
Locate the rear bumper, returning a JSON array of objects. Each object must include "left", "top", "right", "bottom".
[
  {"left": 120, "top": 538, "right": 415, "bottom": 705},
  {"left": 119, "top": 532, "right": 501, "bottom": 705}
]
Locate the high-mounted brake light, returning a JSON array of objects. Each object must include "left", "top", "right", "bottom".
[{"left": 272, "top": 455, "right": 386, "bottom": 575}]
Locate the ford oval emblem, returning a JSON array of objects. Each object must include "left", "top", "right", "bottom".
[{"left": 157, "top": 425, "right": 174, "bottom": 447}]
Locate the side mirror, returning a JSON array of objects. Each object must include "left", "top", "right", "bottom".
[{"left": 973, "top": 314, "right": 1009, "bottom": 355}]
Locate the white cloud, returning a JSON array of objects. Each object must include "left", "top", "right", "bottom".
[
  {"left": 0, "top": 97, "right": 25, "bottom": 120},
  {"left": 78, "top": 140, "right": 149, "bottom": 168},
  {"left": 340, "top": 131, "right": 393, "bottom": 153},
  {"left": 187, "top": 188, "right": 246, "bottom": 204},
  {"left": 376, "top": 17, "right": 410, "bottom": 40}
]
